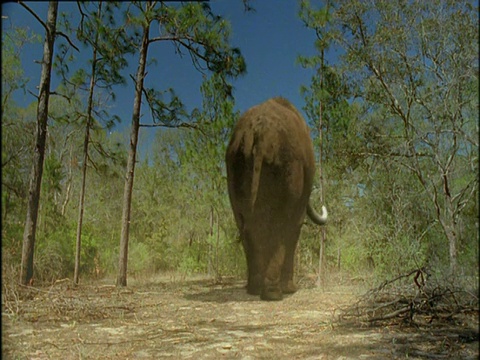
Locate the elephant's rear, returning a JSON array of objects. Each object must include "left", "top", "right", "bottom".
[
  {"left": 225, "top": 97, "right": 317, "bottom": 300},
  {"left": 226, "top": 97, "right": 315, "bottom": 223}
]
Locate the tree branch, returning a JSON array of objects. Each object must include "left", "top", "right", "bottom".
[
  {"left": 18, "top": 1, "right": 47, "bottom": 30},
  {"left": 18, "top": 1, "right": 79, "bottom": 52},
  {"left": 56, "top": 30, "right": 80, "bottom": 52},
  {"left": 139, "top": 122, "right": 207, "bottom": 136}
]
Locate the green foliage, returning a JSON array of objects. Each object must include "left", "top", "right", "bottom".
[
  {"left": 2, "top": 106, "right": 36, "bottom": 221},
  {"left": 128, "top": 240, "right": 155, "bottom": 276},
  {"left": 1, "top": 26, "right": 41, "bottom": 106},
  {"left": 5, "top": 2, "right": 476, "bottom": 287},
  {"left": 157, "top": 3, "right": 246, "bottom": 77},
  {"left": 299, "top": 0, "right": 478, "bottom": 281},
  {"left": 2, "top": 29, "right": 39, "bottom": 262},
  {"left": 124, "top": 73, "right": 244, "bottom": 279},
  {"left": 31, "top": 222, "right": 102, "bottom": 282},
  {"left": 177, "top": 241, "right": 208, "bottom": 276}
]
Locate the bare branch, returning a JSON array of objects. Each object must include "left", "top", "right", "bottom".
[
  {"left": 19, "top": 1, "right": 79, "bottom": 52},
  {"left": 27, "top": 89, "right": 39, "bottom": 99},
  {"left": 140, "top": 121, "right": 207, "bottom": 136},
  {"left": 368, "top": 306, "right": 410, "bottom": 323},
  {"left": 18, "top": 1, "right": 47, "bottom": 30},
  {"left": 50, "top": 91, "right": 72, "bottom": 102},
  {"left": 339, "top": 268, "right": 479, "bottom": 326},
  {"left": 56, "top": 30, "right": 80, "bottom": 52}
]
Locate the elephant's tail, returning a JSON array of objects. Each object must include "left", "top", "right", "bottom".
[
  {"left": 249, "top": 139, "right": 263, "bottom": 211},
  {"left": 307, "top": 202, "right": 328, "bottom": 225}
]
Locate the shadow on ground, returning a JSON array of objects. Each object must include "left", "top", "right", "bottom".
[
  {"left": 332, "top": 320, "right": 480, "bottom": 359},
  {"left": 183, "top": 283, "right": 261, "bottom": 303}
]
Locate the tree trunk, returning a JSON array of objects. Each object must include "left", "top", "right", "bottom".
[
  {"left": 116, "top": 20, "right": 150, "bottom": 287},
  {"left": 61, "top": 143, "right": 74, "bottom": 217},
  {"left": 74, "top": 40, "right": 98, "bottom": 285},
  {"left": 441, "top": 203, "right": 459, "bottom": 275},
  {"left": 20, "top": 1, "right": 58, "bottom": 285},
  {"left": 317, "top": 230, "right": 325, "bottom": 288},
  {"left": 208, "top": 205, "right": 214, "bottom": 277},
  {"left": 316, "top": 49, "right": 327, "bottom": 289},
  {"left": 73, "top": 123, "right": 89, "bottom": 285},
  {"left": 215, "top": 208, "right": 220, "bottom": 279},
  {"left": 447, "top": 228, "right": 457, "bottom": 275},
  {"left": 337, "top": 246, "right": 341, "bottom": 270},
  {"left": 73, "top": 2, "right": 103, "bottom": 285}
]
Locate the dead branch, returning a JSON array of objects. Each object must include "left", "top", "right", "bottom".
[
  {"left": 368, "top": 306, "right": 410, "bottom": 323},
  {"left": 337, "top": 268, "right": 479, "bottom": 327}
]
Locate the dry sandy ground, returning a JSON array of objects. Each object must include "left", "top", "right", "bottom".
[{"left": 2, "top": 275, "right": 478, "bottom": 359}]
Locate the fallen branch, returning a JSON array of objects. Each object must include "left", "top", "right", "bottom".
[
  {"left": 368, "top": 306, "right": 410, "bottom": 322},
  {"left": 338, "top": 268, "right": 479, "bottom": 327}
]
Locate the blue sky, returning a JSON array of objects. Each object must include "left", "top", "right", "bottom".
[{"left": 2, "top": 1, "right": 324, "bottom": 155}]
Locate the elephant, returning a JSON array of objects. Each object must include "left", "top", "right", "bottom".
[{"left": 225, "top": 97, "right": 328, "bottom": 301}]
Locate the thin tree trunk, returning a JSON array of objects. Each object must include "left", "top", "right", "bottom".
[
  {"left": 208, "top": 205, "right": 214, "bottom": 277},
  {"left": 337, "top": 246, "right": 341, "bottom": 270},
  {"left": 444, "top": 184, "right": 459, "bottom": 275},
  {"left": 61, "top": 143, "right": 74, "bottom": 217},
  {"left": 73, "top": 2, "right": 103, "bottom": 285},
  {"left": 20, "top": 1, "right": 58, "bottom": 285},
  {"left": 73, "top": 124, "right": 89, "bottom": 285},
  {"left": 74, "top": 41, "right": 98, "bottom": 285},
  {"left": 215, "top": 208, "right": 220, "bottom": 279},
  {"left": 316, "top": 49, "right": 327, "bottom": 289},
  {"left": 116, "top": 20, "right": 150, "bottom": 287},
  {"left": 447, "top": 228, "right": 457, "bottom": 274},
  {"left": 442, "top": 203, "right": 459, "bottom": 275},
  {"left": 3, "top": 192, "right": 9, "bottom": 223}
]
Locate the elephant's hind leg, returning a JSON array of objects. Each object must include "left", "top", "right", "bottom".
[
  {"left": 243, "top": 231, "right": 265, "bottom": 295},
  {"left": 261, "top": 244, "right": 285, "bottom": 301},
  {"left": 281, "top": 233, "right": 300, "bottom": 294}
]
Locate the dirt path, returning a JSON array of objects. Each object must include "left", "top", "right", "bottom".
[{"left": 2, "top": 276, "right": 478, "bottom": 359}]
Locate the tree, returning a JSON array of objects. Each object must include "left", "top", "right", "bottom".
[
  {"left": 299, "top": 0, "right": 364, "bottom": 284},
  {"left": 19, "top": 1, "right": 59, "bottom": 285},
  {"left": 181, "top": 74, "right": 240, "bottom": 278},
  {"left": 1, "top": 27, "right": 40, "bottom": 231},
  {"left": 1, "top": 26, "right": 40, "bottom": 109},
  {"left": 55, "top": 1, "right": 132, "bottom": 285},
  {"left": 300, "top": 0, "right": 478, "bottom": 275},
  {"left": 116, "top": 2, "right": 148, "bottom": 287},
  {"left": 116, "top": 1, "right": 246, "bottom": 286},
  {"left": 125, "top": 74, "right": 245, "bottom": 278},
  {"left": 298, "top": 0, "right": 332, "bottom": 287}
]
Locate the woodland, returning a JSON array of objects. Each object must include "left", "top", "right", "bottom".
[{"left": 2, "top": 0, "right": 478, "bottom": 295}]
